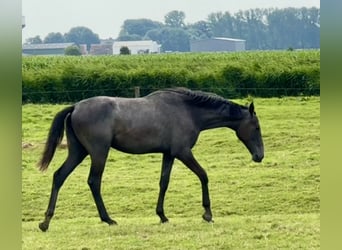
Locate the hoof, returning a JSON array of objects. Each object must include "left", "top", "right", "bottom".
[
  {"left": 161, "top": 218, "right": 169, "bottom": 224},
  {"left": 107, "top": 219, "right": 117, "bottom": 226},
  {"left": 202, "top": 214, "right": 213, "bottom": 223},
  {"left": 158, "top": 213, "right": 169, "bottom": 224},
  {"left": 39, "top": 222, "right": 49, "bottom": 232}
]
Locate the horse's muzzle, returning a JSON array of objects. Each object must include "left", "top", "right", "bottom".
[{"left": 252, "top": 154, "right": 264, "bottom": 163}]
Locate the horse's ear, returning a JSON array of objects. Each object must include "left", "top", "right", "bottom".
[{"left": 249, "top": 102, "right": 255, "bottom": 116}]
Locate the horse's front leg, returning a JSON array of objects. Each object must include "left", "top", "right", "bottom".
[
  {"left": 88, "top": 164, "right": 117, "bottom": 225},
  {"left": 156, "top": 153, "right": 175, "bottom": 223},
  {"left": 177, "top": 150, "right": 213, "bottom": 223}
]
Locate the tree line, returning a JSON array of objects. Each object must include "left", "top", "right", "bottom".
[
  {"left": 24, "top": 26, "right": 101, "bottom": 51},
  {"left": 25, "top": 7, "right": 320, "bottom": 52}
]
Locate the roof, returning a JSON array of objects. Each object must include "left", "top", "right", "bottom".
[
  {"left": 22, "top": 43, "right": 75, "bottom": 50},
  {"left": 113, "top": 40, "right": 160, "bottom": 47},
  {"left": 191, "top": 37, "right": 246, "bottom": 43},
  {"left": 213, "top": 37, "right": 246, "bottom": 42}
]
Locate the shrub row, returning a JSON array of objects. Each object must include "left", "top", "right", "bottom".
[{"left": 22, "top": 50, "right": 320, "bottom": 103}]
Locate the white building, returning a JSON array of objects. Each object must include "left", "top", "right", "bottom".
[
  {"left": 113, "top": 40, "right": 161, "bottom": 55},
  {"left": 190, "top": 37, "right": 246, "bottom": 52}
]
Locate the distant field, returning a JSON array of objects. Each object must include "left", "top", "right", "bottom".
[{"left": 22, "top": 96, "right": 320, "bottom": 249}]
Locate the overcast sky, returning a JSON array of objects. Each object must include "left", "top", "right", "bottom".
[{"left": 22, "top": 0, "right": 320, "bottom": 42}]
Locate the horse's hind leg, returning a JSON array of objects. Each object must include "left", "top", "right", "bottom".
[
  {"left": 156, "top": 153, "right": 175, "bottom": 223},
  {"left": 39, "top": 145, "right": 87, "bottom": 232},
  {"left": 39, "top": 117, "right": 88, "bottom": 232},
  {"left": 88, "top": 147, "right": 116, "bottom": 225}
]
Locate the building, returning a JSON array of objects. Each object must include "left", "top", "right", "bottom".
[
  {"left": 89, "top": 44, "right": 113, "bottom": 55},
  {"left": 22, "top": 43, "right": 77, "bottom": 55},
  {"left": 22, "top": 43, "right": 89, "bottom": 56},
  {"left": 190, "top": 37, "right": 246, "bottom": 52},
  {"left": 88, "top": 39, "right": 114, "bottom": 55},
  {"left": 113, "top": 40, "right": 161, "bottom": 55}
]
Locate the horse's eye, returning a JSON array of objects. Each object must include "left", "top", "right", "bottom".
[{"left": 256, "top": 126, "right": 260, "bottom": 131}]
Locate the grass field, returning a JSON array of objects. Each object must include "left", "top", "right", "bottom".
[{"left": 22, "top": 96, "right": 320, "bottom": 249}]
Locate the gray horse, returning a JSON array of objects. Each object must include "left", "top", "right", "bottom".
[{"left": 38, "top": 87, "right": 264, "bottom": 232}]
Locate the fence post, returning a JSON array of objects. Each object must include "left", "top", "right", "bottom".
[{"left": 134, "top": 86, "right": 140, "bottom": 98}]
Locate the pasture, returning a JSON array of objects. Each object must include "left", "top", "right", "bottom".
[{"left": 22, "top": 96, "right": 320, "bottom": 249}]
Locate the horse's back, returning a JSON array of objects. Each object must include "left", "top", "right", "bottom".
[{"left": 110, "top": 95, "right": 193, "bottom": 154}]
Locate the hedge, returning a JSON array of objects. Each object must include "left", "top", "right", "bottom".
[{"left": 22, "top": 50, "right": 320, "bottom": 103}]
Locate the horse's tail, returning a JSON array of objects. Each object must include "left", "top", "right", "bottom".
[{"left": 38, "top": 106, "right": 75, "bottom": 172}]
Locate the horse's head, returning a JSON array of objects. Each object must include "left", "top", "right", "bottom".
[{"left": 235, "top": 102, "right": 264, "bottom": 163}]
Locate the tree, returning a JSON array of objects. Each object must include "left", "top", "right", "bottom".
[
  {"left": 64, "top": 45, "right": 82, "bottom": 56},
  {"left": 207, "top": 8, "right": 320, "bottom": 50},
  {"left": 267, "top": 8, "right": 298, "bottom": 49},
  {"left": 116, "top": 34, "right": 142, "bottom": 41},
  {"left": 145, "top": 27, "right": 190, "bottom": 52},
  {"left": 144, "top": 29, "right": 162, "bottom": 42},
  {"left": 64, "top": 26, "right": 100, "bottom": 51},
  {"left": 164, "top": 10, "right": 186, "bottom": 28},
  {"left": 296, "top": 7, "right": 320, "bottom": 48},
  {"left": 43, "top": 32, "right": 65, "bottom": 43},
  {"left": 207, "top": 11, "right": 235, "bottom": 38},
  {"left": 119, "top": 19, "right": 163, "bottom": 37},
  {"left": 25, "top": 35, "right": 43, "bottom": 44},
  {"left": 119, "top": 46, "right": 131, "bottom": 55},
  {"left": 238, "top": 9, "right": 269, "bottom": 50},
  {"left": 187, "top": 21, "right": 213, "bottom": 40},
  {"left": 118, "top": 7, "right": 320, "bottom": 51}
]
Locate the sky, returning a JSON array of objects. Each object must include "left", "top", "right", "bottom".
[{"left": 22, "top": 0, "right": 320, "bottom": 43}]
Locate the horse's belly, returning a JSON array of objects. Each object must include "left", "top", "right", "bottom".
[{"left": 111, "top": 132, "right": 166, "bottom": 154}]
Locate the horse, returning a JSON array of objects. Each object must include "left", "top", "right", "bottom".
[{"left": 37, "top": 87, "right": 264, "bottom": 232}]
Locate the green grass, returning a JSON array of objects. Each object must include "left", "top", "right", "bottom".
[{"left": 22, "top": 96, "right": 320, "bottom": 249}]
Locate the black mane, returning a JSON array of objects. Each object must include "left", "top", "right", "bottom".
[{"left": 158, "top": 88, "right": 247, "bottom": 120}]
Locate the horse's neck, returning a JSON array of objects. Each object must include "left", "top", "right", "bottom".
[{"left": 195, "top": 107, "right": 244, "bottom": 132}]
